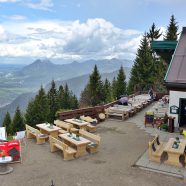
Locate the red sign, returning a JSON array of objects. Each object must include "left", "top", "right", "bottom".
[{"left": 0, "top": 140, "right": 20, "bottom": 162}]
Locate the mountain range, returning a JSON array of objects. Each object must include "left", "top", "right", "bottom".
[
  {"left": 0, "top": 58, "right": 132, "bottom": 125},
  {"left": 15, "top": 58, "right": 132, "bottom": 87}
]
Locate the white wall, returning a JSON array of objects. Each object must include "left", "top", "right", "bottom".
[{"left": 169, "top": 90, "right": 186, "bottom": 127}]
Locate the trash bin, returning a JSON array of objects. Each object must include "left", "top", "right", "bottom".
[{"left": 168, "top": 116, "right": 175, "bottom": 133}]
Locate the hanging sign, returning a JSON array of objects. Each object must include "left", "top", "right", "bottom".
[{"left": 170, "top": 105, "right": 179, "bottom": 114}]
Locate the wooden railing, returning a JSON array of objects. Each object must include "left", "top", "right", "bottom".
[
  {"left": 58, "top": 92, "right": 168, "bottom": 121},
  {"left": 57, "top": 92, "right": 143, "bottom": 121}
]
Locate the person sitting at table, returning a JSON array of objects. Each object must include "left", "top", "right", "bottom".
[
  {"left": 148, "top": 87, "right": 154, "bottom": 100},
  {"left": 118, "top": 95, "right": 132, "bottom": 106}
]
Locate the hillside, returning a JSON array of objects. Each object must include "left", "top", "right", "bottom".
[
  {"left": 0, "top": 68, "right": 131, "bottom": 126},
  {"left": 0, "top": 58, "right": 132, "bottom": 106},
  {"left": 46, "top": 68, "right": 131, "bottom": 98}
]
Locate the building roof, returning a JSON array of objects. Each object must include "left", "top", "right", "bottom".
[
  {"left": 151, "top": 41, "right": 177, "bottom": 64},
  {"left": 165, "top": 27, "right": 186, "bottom": 89},
  {"left": 151, "top": 41, "right": 177, "bottom": 50}
]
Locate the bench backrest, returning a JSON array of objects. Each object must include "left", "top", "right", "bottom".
[
  {"left": 49, "top": 136, "right": 68, "bottom": 150},
  {"left": 80, "top": 115, "right": 97, "bottom": 123},
  {"left": 26, "top": 124, "right": 40, "bottom": 136},
  {"left": 79, "top": 129, "right": 101, "bottom": 144},
  {"left": 54, "top": 120, "right": 72, "bottom": 130},
  {"left": 149, "top": 134, "right": 161, "bottom": 154}
]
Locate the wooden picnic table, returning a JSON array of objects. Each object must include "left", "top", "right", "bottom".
[
  {"left": 36, "top": 123, "right": 61, "bottom": 138},
  {"left": 65, "top": 119, "right": 89, "bottom": 129},
  {"left": 59, "top": 133, "right": 91, "bottom": 157},
  {"left": 164, "top": 138, "right": 186, "bottom": 167}
]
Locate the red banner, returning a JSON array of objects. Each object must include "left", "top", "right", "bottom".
[{"left": 0, "top": 140, "right": 20, "bottom": 162}]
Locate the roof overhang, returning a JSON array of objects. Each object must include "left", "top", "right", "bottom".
[{"left": 151, "top": 41, "right": 177, "bottom": 50}]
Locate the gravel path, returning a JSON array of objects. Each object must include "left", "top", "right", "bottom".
[{"left": 0, "top": 105, "right": 182, "bottom": 186}]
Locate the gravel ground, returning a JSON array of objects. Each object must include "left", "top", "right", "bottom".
[{"left": 0, "top": 110, "right": 183, "bottom": 186}]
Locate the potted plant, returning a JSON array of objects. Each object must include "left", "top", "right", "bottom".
[
  {"left": 159, "top": 124, "right": 168, "bottom": 131},
  {"left": 68, "top": 129, "right": 72, "bottom": 137},
  {"left": 175, "top": 137, "right": 180, "bottom": 143},
  {"left": 49, "top": 123, "right": 54, "bottom": 129},
  {"left": 76, "top": 131, "right": 80, "bottom": 141},
  {"left": 172, "top": 141, "right": 179, "bottom": 149}
]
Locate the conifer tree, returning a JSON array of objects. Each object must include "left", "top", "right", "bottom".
[
  {"left": 112, "top": 77, "right": 117, "bottom": 99},
  {"left": 25, "top": 86, "right": 49, "bottom": 126},
  {"left": 58, "top": 85, "right": 64, "bottom": 109},
  {"left": 2, "top": 112, "right": 12, "bottom": 135},
  {"left": 35, "top": 86, "right": 49, "bottom": 123},
  {"left": 62, "top": 84, "right": 71, "bottom": 109},
  {"left": 164, "top": 15, "right": 179, "bottom": 41},
  {"left": 79, "top": 85, "right": 92, "bottom": 107},
  {"left": 12, "top": 106, "right": 25, "bottom": 133},
  {"left": 103, "top": 78, "right": 112, "bottom": 103},
  {"left": 128, "top": 33, "right": 154, "bottom": 93},
  {"left": 147, "top": 23, "right": 162, "bottom": 42},
  {"left": 47, "top": 80, "right": 59, "bottom": 123},
  {"left": 25, "top": 99, "right": 36, "bottom": 127},
  {"left": 115, "top": 66, "right": 127, "bottom": 98},
  {"left": 88, "top": 65, "right": 104, "bottom": 106},
  {"left": 70, "top": 94, "right": 79, "bottom": 109}
]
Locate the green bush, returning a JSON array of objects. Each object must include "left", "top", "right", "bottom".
[{"left": 160, "top": 123, "right": 168, "bottom": 130}]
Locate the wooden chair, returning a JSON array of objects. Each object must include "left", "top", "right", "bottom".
[
  {"left": 144, "top": 112, "right": 154, "bottom": 128},
  {"left": 79, "top": 129, "right": 101, "bottom": 153},
  {"left": 49, "top": 136, "right": 77, "bottom": 160},
  {"left": 25, "top": 124, "right": 48, "bottom": 145},
  {"left": 149, "top": 135, "right": 165, "bottom": 163}
]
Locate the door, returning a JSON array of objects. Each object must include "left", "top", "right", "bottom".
[{"left": 179, "top": 98, "right": 186, "bottom": 127}]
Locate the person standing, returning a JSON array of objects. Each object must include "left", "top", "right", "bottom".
[{"left": 148, "top": 87, "right": 154, "bottom": 100}]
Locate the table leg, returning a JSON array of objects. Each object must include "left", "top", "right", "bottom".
[
  {"left": 75, "top": 145, "right": 88, "bottom": 157},
  {"left": 50, "top": 131, "right": 59, "bottom": 138},
  {"left": 164, "top": 152, "right": 183, "bottom": 167},
  {"left": 0, "top": 164, "right": 13, "bottom": 175}
]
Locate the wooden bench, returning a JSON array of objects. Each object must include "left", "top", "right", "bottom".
[
  {"left": 86, "top": 124, "right": 97, "bottom": 133},
  {"left": 49, "top": 136, "right": 77, "bottom": 160},
  {"left": 149, "top": 135, "right": 165, "bottom": 163},
  {"left": 105, "top": 108, "right": 129, "bottom": 121},
  {"left": 80, "top": 116, "right": 97, "bottom": 132},
  {"left": 54, "top": 120, "right": 78, "bottom": 134},
  {"left": 79, "top": 129, "right": 101, "bottom": 153},
  {"left": 25, "top": 124, "right": 48, "bottom": 145}
]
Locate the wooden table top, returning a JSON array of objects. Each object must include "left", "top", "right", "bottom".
[
  {"left": 59, "top": 133, "right": 91, "bottom": 146},
  {"left": 65, "top": 119, "right": 89, "bottom": 127},
  {"left": 36, "top": 123, "right": 61, "bottom": 132},
  {"left": 164, "top": 138, "right": 186, "bottom": 154}
]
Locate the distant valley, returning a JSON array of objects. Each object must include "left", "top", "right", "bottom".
[{"left": 0, "top": 58, "right": 132, "bottom": 125}]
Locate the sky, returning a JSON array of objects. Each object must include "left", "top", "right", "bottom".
[{"left": 0, "top": 0, "right": 186, "bottom": 64}]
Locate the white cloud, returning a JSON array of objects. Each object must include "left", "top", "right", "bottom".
[
  {"left": 24, "top": 0, "right": 53, "bottom": 11},
  {"left": 3, "top": 15, "right": 26, "bottom": 21},
  {"left": 0, "top": 18, "right": 142, "bottom": 61},
  {"left": 0, "top": 0, "right": 20, "bottom": 2},
  {"left": 0, "top": 0, "right": 54, "bottom": 11}
]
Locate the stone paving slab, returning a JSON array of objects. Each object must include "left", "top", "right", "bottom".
[
  {"left": 135, "top": 149, "right": 185, "bottom": 178},
  {"left": 128, "top": 102, "right": 186, "bottom": 179}
]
